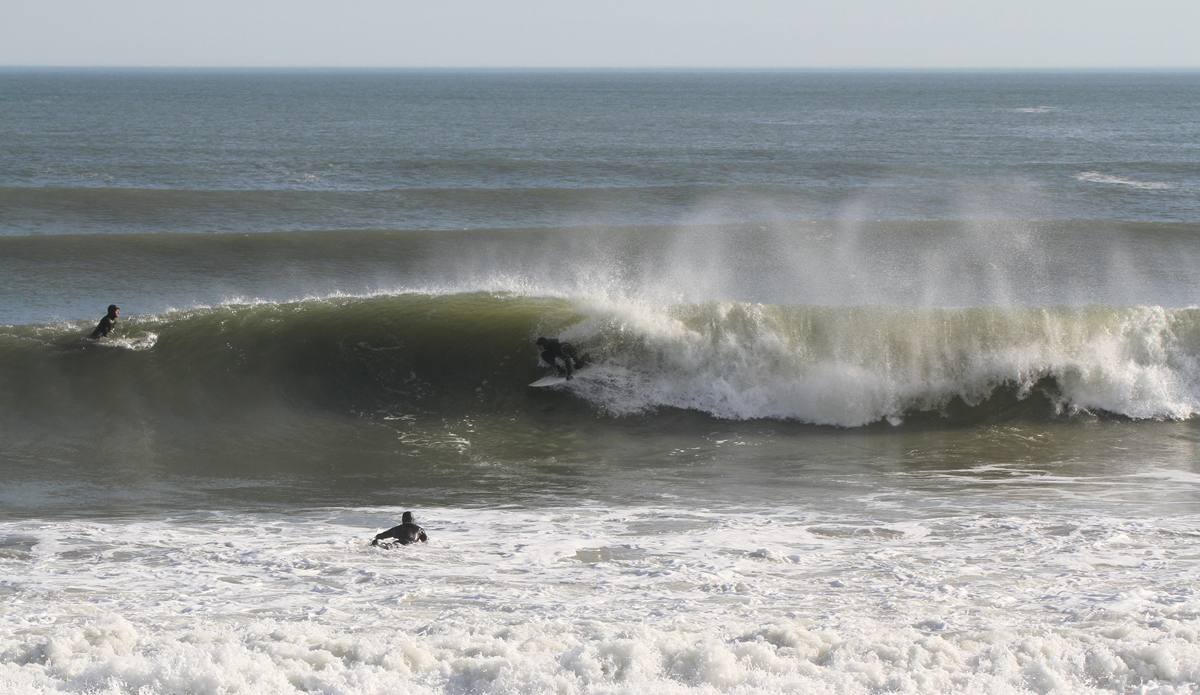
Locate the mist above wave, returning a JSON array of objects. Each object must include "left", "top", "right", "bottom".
[{"left": 4, "top": 219, "right": 1200, "bottom": 327}]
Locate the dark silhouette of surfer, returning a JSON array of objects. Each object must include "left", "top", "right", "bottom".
[
  {"left": 536, "top": 337, "right": 589, "bottom": 380},
  {"left": 372, "top": 511, "right": 428, "bottom": 547},
  {"left": 88, "top": 305, "right": 120, "bottom": 339}
]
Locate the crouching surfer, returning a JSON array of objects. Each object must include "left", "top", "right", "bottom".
[
  {"left": 372, "top": 511, "right": 428, "bottom": 547},
  {"left": 535, "top": 337, "right": 590, "bottom": 380},
  {"left": 88, "top": 304, "right": 120, "bottom": 340}
]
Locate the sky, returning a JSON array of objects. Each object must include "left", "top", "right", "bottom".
[{"left": 3, "top": 0, "right": 1199, "bottom": 69}]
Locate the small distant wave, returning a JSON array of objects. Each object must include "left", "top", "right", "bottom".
[
  {"left": 1075, "top": 172, "right": 1173, "bottom": 190},
  {"left": 1011, "top": 106, "right": 1056, "bottom": 113}
]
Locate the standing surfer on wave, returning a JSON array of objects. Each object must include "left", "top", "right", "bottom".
[
  {"left": 372, "top": 511, "right": 428, "bottom": 547},
  {"left": 536, "top": 337, "right": 589, "bottom": 380},
  {"left": 88, "top": 305, "right": 120, "bottom": 339}
]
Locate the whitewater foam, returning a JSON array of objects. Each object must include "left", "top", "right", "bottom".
[
  {"left": 561, "top": 300, "right": 1200, "bottom": 425},
  {"left": 3, "top": 504, "right": 1200, "bottom": 694},
  {"left": 94, "top": 332, "right": 158, "bottom": 351}
]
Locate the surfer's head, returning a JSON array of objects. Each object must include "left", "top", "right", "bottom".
[
  {"left": 402, "top": 511, "right": 414, "bottom": 524},
  {"left": 535, "top": 337, "right": 548, "bottom": 347},
  {"left": 107, "top": 305, "right": 119, "bottom": 316}
]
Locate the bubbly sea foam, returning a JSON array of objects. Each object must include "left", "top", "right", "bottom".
[{"left": 5, "top": 500, "right": 1200, "bottom": 694}]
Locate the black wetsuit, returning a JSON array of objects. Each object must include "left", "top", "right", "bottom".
[
  {"left": 539, "top": 339, "right": 584, "bottom": 379},
  {"left": 89, "top": 313, "right": 117, "bottom": 340},
  {"left": 372, "top": 520, "right": 428, "bottom": 546}
]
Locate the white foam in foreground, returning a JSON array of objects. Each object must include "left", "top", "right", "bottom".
[{"left": 3, "top": 500, "right": 1200, "bottom": 694}]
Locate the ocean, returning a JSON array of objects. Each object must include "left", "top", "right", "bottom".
[{"left": 3, "top": 69, "right": 1200, "bottom": 694}]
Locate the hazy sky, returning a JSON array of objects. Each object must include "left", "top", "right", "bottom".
[{"left": 4, "top": 0, "right": 1199, "bottom": 69}]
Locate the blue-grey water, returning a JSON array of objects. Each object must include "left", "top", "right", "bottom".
[{"left": 2, "top": 70, "right": 1200, "bottom": 694}]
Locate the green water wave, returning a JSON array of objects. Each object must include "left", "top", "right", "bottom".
[{"left": 3, "top": 293, "right": 1200, "bottom": 431}]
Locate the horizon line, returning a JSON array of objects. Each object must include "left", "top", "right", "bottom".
[{"left": 3, "top": 65, "right": 1200, "bottom": 73}]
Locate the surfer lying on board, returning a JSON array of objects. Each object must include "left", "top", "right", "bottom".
[
  {"left": 372, "top": 511, "right": 428, "bottom": 547},
  {"left": 536, "top": 337, "right": 590, "bottom": 380},
  {"left": 88, "top": 305, "right": 120, "bottom": 339}
]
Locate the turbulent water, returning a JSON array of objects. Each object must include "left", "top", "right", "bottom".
[{"left": 3, "top": 70, "right": 1200, "bottom": 694}]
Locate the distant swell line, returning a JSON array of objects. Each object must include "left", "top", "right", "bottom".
[
  {"left": 1074, "top": 172, "right": 1173, "bottom": 190},
  {"left": 0, "top": 184, "right": 814, "bottom": 235}
]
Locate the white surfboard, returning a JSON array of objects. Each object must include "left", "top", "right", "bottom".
[
  {"left": 530, "top": 374, "right": 569, "bottom": 387},
  {"left": 530, "top": 367, "right": 591, "bottom": 387}
]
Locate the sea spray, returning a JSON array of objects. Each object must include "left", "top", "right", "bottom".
[{"left": 6, "top": 220, "right": 1200, "bottom": 327}]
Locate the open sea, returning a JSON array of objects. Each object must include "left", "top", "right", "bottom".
[{"left": 3, "top": 69, "right": 1200, "bottom": 694}]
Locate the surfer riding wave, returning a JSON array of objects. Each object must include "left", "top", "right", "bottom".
[{"left": 536, "top": 337, "right": 590, "bottom": 380}]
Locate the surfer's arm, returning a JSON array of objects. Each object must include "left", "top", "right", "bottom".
[{"left": 372, "top": 525, "right": 400, "bottom": 544}]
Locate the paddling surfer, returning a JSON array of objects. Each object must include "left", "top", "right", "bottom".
[
  {"left": 372, "top": 511, "right": 428, "bottom": 546},
  {"left": 535, "top": 337, "right": 589, "bottom": 380},
  {"left": 88, "top": 305, "right": 120, "bottom": 340}
]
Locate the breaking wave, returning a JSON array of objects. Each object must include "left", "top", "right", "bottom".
[{"left": 3, "top": 293, "right": 1199, "bottom": 430}]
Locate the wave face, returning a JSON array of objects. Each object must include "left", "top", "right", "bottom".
[{"left": 5, "top": 294, "right": 1199, "bottom": 432}]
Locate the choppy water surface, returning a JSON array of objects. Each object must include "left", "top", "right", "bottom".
[{"left": 3, "top": 70, "right": 1200, "bottom": 694}]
